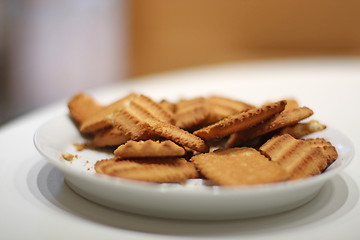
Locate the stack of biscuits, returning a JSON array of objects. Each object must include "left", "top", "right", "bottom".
[{"left": 68, "top": 93, "right": 337, "bottom": 186}]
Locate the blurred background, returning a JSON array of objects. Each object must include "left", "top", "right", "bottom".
[{"left": 1, "top": 0, "right": 360, "bottom": 125}]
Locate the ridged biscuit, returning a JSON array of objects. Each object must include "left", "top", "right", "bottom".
[
  {"left": 112, "top": 94, "right": 176, "bottom": 140},
  {"left": 284, "top": 99, "right": 300, "bottom": 111},
  {"left": 193, "top": 100, "right": 287, "bottom": 140},
  {"left": 159, "top": 99, "right": 176, "bottom": 113},
  {"left": 191, "top": 147, "right": 290, "bottom": 186},
  {"left": 226, "top": 106, "right": 313, "bottom": 147},
  {"left": 114, "top": 140, "right": 186, "bottom": 158},
  {"left": 68, "top": 93, "right": 103, "bottom": 124},
  {"left": 132, "top": 95, "right": 175, "bottom": 124},
  {"left": 278, "top": 120, "right": 327, "bottom": 139},
  {"left": 174, "top": 97, "right": 210, "bottom": 129},
  {"left": 94, "top": 157, "right": 119, "bottom": 174},
  {"left": 112, "top": 108, "right": 154, "bottom": 141},
  {"left": 79, "top": 93, "right": 137, "bottom": 133},
  {"left": 92, "top": 127, "right": 130, "bottom": 147},
  {"left": 145, "top": 118, "right": 209, "bottom": 153},
  {"left": 204, "top": 95, "right": 254, "bottom": 125},
  {"left": 264, "top": 99, "right": 299, "bottom": 112},
  {"left": 304, "top": 138, "right": 338, "bottom": 165},
  {"left": 95, "top": 157, "right": 198, "bottom": 183},
  {"left": 259, "top": 134, "right": 329, "bottom": 180}
]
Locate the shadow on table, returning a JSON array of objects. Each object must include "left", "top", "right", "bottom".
[{"left": 28, "top": 161, "right": 359, "bottom": 237}]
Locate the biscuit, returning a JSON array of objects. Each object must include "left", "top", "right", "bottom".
[
  {"left": 259, "top": 134, "right": 329, "bottom": 180},
  {"left": 278, "top": 120, "right": 326, "bottom": 138},
  {"left": 204, "top": 95, "right": 254, "bottom": 125},
  {"left": 112, "top": 108, "right": 154, "bottom": 141},
  {"left": 132, "top": 94, "right": 175, "bottom": 124},
  {"left": 68, "top": 93, "right": 103, "bottom": 124},
  {"left": 191, "top": 147, "right": 290, "bottom": 185},
  {"left": 114, "top": 140, "right": 186, "bottom": 158},
  {"left": 264, "top": 99, "right": 299, "bottom": 112},
  {"left": 304, "top": 138, "right": 338, "bottom": 165},
  {"left": 80, "top": 93, "right": 137, "bottom": 133},
  {"left": 95, "top": 157, "right": 198, "bottom": 183},
  {"left": 193, "top": 100, "right": 287, "bottom": 140},
  {"left": 92, "top": 127, "right": 130, "bottom": 147},
  {"left": 174, "top": 97, "right": 210, "bottom": 129},
  {"left": 94, "top": 157, "right": 119, "bottom": 174},
  {"left": 159, "top": 99, "right": 176, "bottom": 113},
  {"left": 145, "top": 118, "right": 209, "bottom": 153},
  {"left": 112, "top": 94, "right": 176, "bottom": 140},
  {"left": 226, "top": 106, "right": 313, "bottom": 147},
  {"left": 284, "top": 99, "right": 300, "bottom": 111}
]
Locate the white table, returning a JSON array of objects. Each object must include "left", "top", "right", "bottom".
[{"left": 1, "top": 58, "right": 359, "bottom": 240}]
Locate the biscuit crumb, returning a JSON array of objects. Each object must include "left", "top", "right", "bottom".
[
  {"left": 62, "top": 152, "right": 74, "bottom": 161},
  {"left": 73, "top": 142, "right": 87, "bottom": 151}
]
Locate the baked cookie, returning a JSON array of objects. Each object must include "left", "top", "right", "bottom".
[
  {"left": 92, "top": 127, "right": 130, "bottom": 147},
  {"left": 114, "top": 140, "right": 186, "bottom": 158},
  {"left": 304, "top": 138, "right": 338, "bottom": 165},
  {"left": 132, "top": 94, "right": 175, "bottom": 124},
  {"left": 264, "top": 98, "right": 299, "bottom": 112},
  {"left": 145, "top": 118, "right": 209, "bottom": 153},
  {"left": 278, "top": 120, "right": 326, "bottom": 139},
  {"left": 79, "top": 93, "right": 137, "bottom": 133},
  {"left": 68, "top": 93, "right": 103, "bottom": 124},
  {"left": 193, "top": 100, "right": 287, "bottom": 140},
  {"left": 226, "top": 106, "right": 314, "bottom": 147},
  {"left": 259, "top": 134, "right": 330, "bottom": 180},
  {"left": 191, "top": 147, "right": 290, "bottom": 186},
  {"left": 112, "top": 108, "right": 154, "bottom": 141},
  {"left": 159, "top": 99, "right": 176, "bottom": 113},
  {"left": 174, "top": 97, "right": 210, "bottom": 130},
  {"left": 284, "top": 99, "right": 300, "bottom": 111},
  {"left": 112, "top": 94, "right": 176, "bottom": 140},
  {"left": 95, "top": 157, "right": 198, "bottom": 183},
  {"left": 204, "top": 95, "right": 254, "bottom": 125}
]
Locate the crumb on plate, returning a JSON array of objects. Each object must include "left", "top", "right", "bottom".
[{"left": 62, "top": 152, "right": 74, "bottom": 161}]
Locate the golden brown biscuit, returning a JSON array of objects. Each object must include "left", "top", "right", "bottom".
[
  {"left": 259, "top": 134, "right": 329, "bottom": 180},
  {"left": 193, "top": 100, "right": 287, "bottom": 140},
  {"left": 114, "top": 140, "right": 186, "bottom": 158},
  {"left": 112, "top": 108, "right": 154, "bottom": 141},
  {"left": 191, "top": 147, "right": 290, "bottom": 186},
  {"left": 226, "top": 106, "right": 313, "bottom": 147},
  {"left": 95, "top": 157, "right": 198, "bottom": 183},
  {"left": 264, "top": 99, "right": 299, "bottom": 112},
  {"left": 304, "top": 138, "right": 338, "bottom": 165},
  {"left": 204, "top": 95, "right": 254, "bottom": 125},
  {"left": 278, "top": 120, "right": 326, "bottom": 138},
  {"left": 145, "top": 118, "right": 209, "bottom": 153},
  {"left": 80, "top": 93, "right": 137, "bottom": 133},
  {"left": 94, "top": 157, "right": 119, "bottom": 174},
  {"left": 92, "top": 127, "right": 130, "bottom": 147},
  {"left": 284, "top": 99, "right": 300, "bottom": 111},
  {"left": 68, "top": 93, "right": 103, "bottom": 124},
  {"left": 174, "top": 97, "right": 210, "bottom": 129},
  {"left": 132, "top": 95, "right": 175, "bottom": 124},
  {"left": 159, "top": 99, "right": 176, "bottom": 113},
  {"left": 112, "top": 94, "right": 176, "bottom": 140}
]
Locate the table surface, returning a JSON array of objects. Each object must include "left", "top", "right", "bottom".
[{"left": 1, "top": 57, "right": 360, "bottom": 240}]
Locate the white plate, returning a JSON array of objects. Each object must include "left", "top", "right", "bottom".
[{"left": 34, "top": 114, "right": 354, "bottom": 220}]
